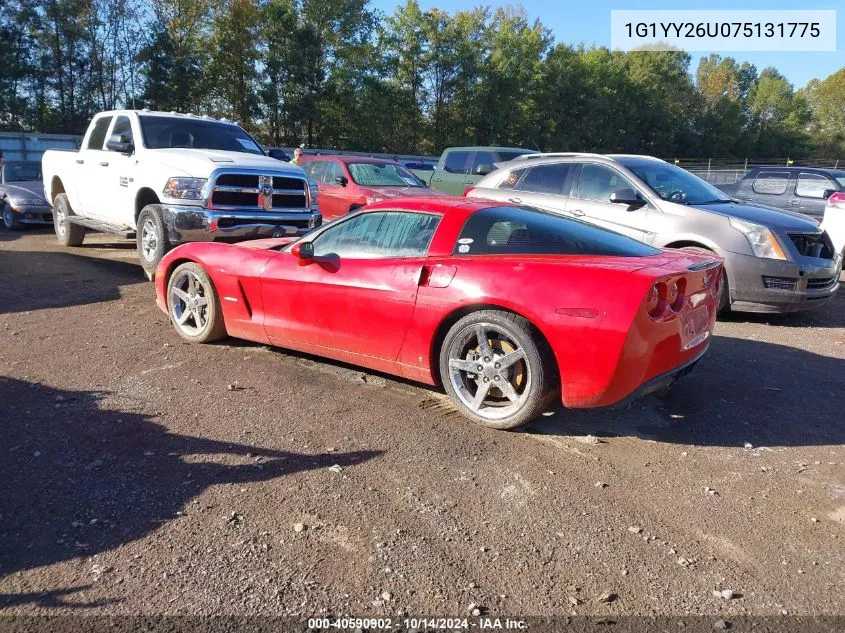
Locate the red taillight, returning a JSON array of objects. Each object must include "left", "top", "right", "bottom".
[
  {"left": 647, "top": 278, "right": 686, "bottom": 320},
  {"left": 647, "top": 282, "right": 667, "bottom": 319},
  {"left": 463, "top": 186, "right": 475, "bottom": 197},
  {"left": 828, "top": 192, "right": 845, "bottom": 207}
]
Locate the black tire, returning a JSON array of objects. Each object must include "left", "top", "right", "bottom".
[
  {"left": 166, "top": 262, "right": 226, "bottom": 344},
  {"left": 137, "top": 205, "right": 171, "bottom": 281},
  {"left": 679, "top": 246, "right": 729, "bottom": 313},
  {"left": 53, "top": 193, "right": 86, "bottom": 246},
  {"left": 2, "top": 202, "right": 20, "bottom": 230},
  {"left": 439, "top": 309, "right": 557, "bottom": 430}
]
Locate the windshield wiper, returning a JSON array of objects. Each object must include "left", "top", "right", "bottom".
[{"left": 690, "top": 199, "right": 732, "bottom": 205}]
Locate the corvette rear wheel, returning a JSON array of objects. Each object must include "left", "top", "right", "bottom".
[
  {"left": 167, "top": 262, "right": 226, "bottom": 343},
  {"left": 440, "top": 310, "right": 555, "bottom": 430}
]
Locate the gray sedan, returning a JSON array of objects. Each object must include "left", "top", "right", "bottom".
[
  {"left": 468, "top": 153, "right": 841, "bottom": 314},
  {"left": 1, "top": 161, "right": 53, "bottom": 230}
]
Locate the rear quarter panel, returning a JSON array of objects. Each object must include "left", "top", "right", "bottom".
[{"left": 397, "top": 256, "right": 654, "bottom": 401}]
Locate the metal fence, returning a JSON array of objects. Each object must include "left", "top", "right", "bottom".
[
  {"left": 668, "top": 158, "right": 844, "bottom": 186},
  {"left": 0, "top": 132, "right": 82, "bottom": 161}
]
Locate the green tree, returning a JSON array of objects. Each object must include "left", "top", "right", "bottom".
[
  {"left": 207, "top": 0, "right": 260, "bottom": 126},
  {"left": 803, "top": 68, "right": 845, "bottom": 157}
]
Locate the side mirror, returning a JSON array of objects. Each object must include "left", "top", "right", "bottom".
[
  {"left": 291, "top": 241, "right": 314, "bottom": 261},
  {"left": 822, "top": 189, "right": 836, "bottom": 200},
  {"left": 609, "top": 188, "right": 645, "bottom": 208},
  {"left": 106, "top": 133, "right": 133, "bottom": 154},
  {"left": 334, "top": 175, "right": 348, "bottom": 187},
  {"left": 475, "top": 164, "right": 494, "bottom": 176}
]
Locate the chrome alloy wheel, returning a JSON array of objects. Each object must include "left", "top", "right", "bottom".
[
  {"left": 140, "top": 218, "right": 158, "bottom": 262},
  {"left": 169, "top": 270, "right": 210, "bottom": 336},
  {"left": 55, "top": 204, "right": 66, "bottom": 236},
  {"left": 447, "top": 323, "right": 531, "bottom": 421}
]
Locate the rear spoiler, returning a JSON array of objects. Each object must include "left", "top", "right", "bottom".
[{"left": 687, "top": 260, "right": 722, "bottom": 272}]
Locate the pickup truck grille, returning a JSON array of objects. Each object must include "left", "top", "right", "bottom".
[
  {"left": 787, "top": 231, "right": 835, "bottom": 260},
  {"left": 210, "top": 173, "right": 308, "bottom": 210}
]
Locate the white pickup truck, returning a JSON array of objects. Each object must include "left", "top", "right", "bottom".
[{"left": 41, "top": 109, "right": 321, "bottom": 278}]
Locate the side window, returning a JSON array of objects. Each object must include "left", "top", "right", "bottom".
[
  {"left": 110, "top": 116, "right": 133, "bottom": 144},
  {"left": 470, "top": 151, "right": 496, "bottom": 175},
  {"left": 795, "top": 173, "right": 833, "bottom": 199},
  {"left": 516, "top": 163, "right": 573, "bottom": 196},
  {"left": 87, "top": 116, "right": 113, "bottom": 150},
  {"left": 312, "top": 212, "right": 440, "bottom": 258},
  {"left": 573, "top": 163, "right": 637, "bottom": 203},
  {"left": 443, "top": 151, "right": 471, "bottom": 174},
  {"left": 752, "top": 171, "right": 791, "bottom": 195},
  {"left": 303, "top": 161, "right": 326, "bottom": 182},
  {"left": 322, "top": 161, "right": 344, "bottom": 185},
  {"left": 497, "top": 168, "right": 527, "bottom": 190}
]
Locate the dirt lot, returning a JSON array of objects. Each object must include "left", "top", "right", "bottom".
[{"left": 1, "top": 227, "right": 844, "bottom": 621}]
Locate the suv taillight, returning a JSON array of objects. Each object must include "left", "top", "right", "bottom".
[{"left": 828, "top": 192, "right": 845, "bottom": 208}]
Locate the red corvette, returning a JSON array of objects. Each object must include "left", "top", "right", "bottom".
[
  {"left": 154, "top": 198, "right": 723, "bottom": 430},
  {"left": 299, "top": 155, "right": 445, "bottom": 220}
]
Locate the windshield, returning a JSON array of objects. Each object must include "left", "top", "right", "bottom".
[
  {"left": 139, "top": 116, "right": 264, "bottom": 155},
  {"left": 616, "top": 159, "right": 731, "bottom": 205},
  {"left": 347, "top": 162, "right": 425, "bottom": 187},
  {"left": 4, "top": 162, "right": 41, "bottom": 182}
]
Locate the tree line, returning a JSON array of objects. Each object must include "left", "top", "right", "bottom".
[{"left": 1, "top": 0, "right": 844, "bottom": 158}]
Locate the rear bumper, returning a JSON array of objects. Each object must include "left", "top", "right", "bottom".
[
  {"left": 610, "top": 348, "right": 706, "bottom": 410},
  {"left": 724, "top": 250, "right": 840, "bottom": 313},
  {"left": 160, "top": 204, "right": 321, "bottom": 244}
]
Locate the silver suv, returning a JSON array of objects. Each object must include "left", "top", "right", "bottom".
[{"left": 468, "top": 153, "right": 841, "bottom": 313}]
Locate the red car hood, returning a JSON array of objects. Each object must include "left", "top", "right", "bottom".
[
  {"left": 236, "top": 237, "right": 298, "bottom": 250},
  {"left": 365, "top": 186, "right": 446, "bottom": 198}
]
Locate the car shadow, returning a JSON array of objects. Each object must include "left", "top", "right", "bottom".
[
  {"left": 0, "top": 377, "right": 381, "bottom": 606},
  {"left": 528, "top": 333, "right": 845, "bottom": 448},
  {"left": 0, "top": 249, "right": 146, "bottom": 315},
  {"left": 0, "top": 225, "right": 53, "bottom": 242}
]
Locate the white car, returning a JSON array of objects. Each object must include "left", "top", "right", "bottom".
[
  {"left": 41, "top": 110, "right": 321, "bottom": 278},
  {"left": 821, "top": 191, "right": 845, "bottom": 263}
]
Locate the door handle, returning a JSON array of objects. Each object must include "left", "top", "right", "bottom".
[
  {"left": 508, "top": 197, "right": 522, "bottom": 204},
  {"left": 434, "top": 178, "right": 443, "bottom": 182},
  {"left": 75, "top": 159, "right": 84, "bottom": 164},
  {"left": 790, "top": 200, "right": 800, "bottom": 206},
  {"left": 463, "top": 180, "right": 474, "bottom": 185},
  {"left": 99, "top": 161, "right": 109, "bottom": 167},
  {"left": 569, "top": 209, "right": 585, "bottom": 217}
]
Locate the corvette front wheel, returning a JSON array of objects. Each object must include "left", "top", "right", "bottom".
[
  {"left": 439, "top": 310, "right": 556, "bottom": 430},
  {"left": 167, "top": 262, "right": 226, "bottom": 343}
]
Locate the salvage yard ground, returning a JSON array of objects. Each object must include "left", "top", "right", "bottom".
[{"left": 1, "top": 228, "right": 844, "bottom": 617}]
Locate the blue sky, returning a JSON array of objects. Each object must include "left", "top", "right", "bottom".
[{"left": 370, "top": 0, "right": 843, "bottom": 88}]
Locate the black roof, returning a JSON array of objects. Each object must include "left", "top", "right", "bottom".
[{"left": 748, "top": 166, "right": 845, "bottom": 177}]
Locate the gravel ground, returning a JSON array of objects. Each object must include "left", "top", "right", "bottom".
[{"left": 1, "top": 227, "right": 844, "bottom": 619}]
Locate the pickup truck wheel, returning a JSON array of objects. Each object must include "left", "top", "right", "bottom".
[
  {"left": 679, "top": 246, "right": 729, "bottom": 313},
  {"left": 167, "top": 262, "right": 226, "bottom": 343},
  {"left": 137, "top": 205, "right": 171, "bottom": 281},
  {"left": 2, "top": 202, "right": 21, "bottom": 230},
  {"left": 53, "top": 194, "right": 86, "bottom": 246}
]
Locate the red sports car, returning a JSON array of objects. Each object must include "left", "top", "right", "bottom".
[
  {"left": 154, "top": 198, "right": 723, "bottom": 430},
  {"left": 299, "top": 155, "right": 445, "bottom": 220}
]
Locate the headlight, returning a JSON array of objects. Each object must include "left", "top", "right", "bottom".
[
  {"left": 163, "top": 177, "right": 207, "bottom": 200},
  {"left": 308, "top": 181, "right": 319, "bottom": 210},
  {"left": 8, "top": 197, "right": 46, "bottom": 208},
  {"left": 729, "top": 218, "right": 787, "bottom": 260}
]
